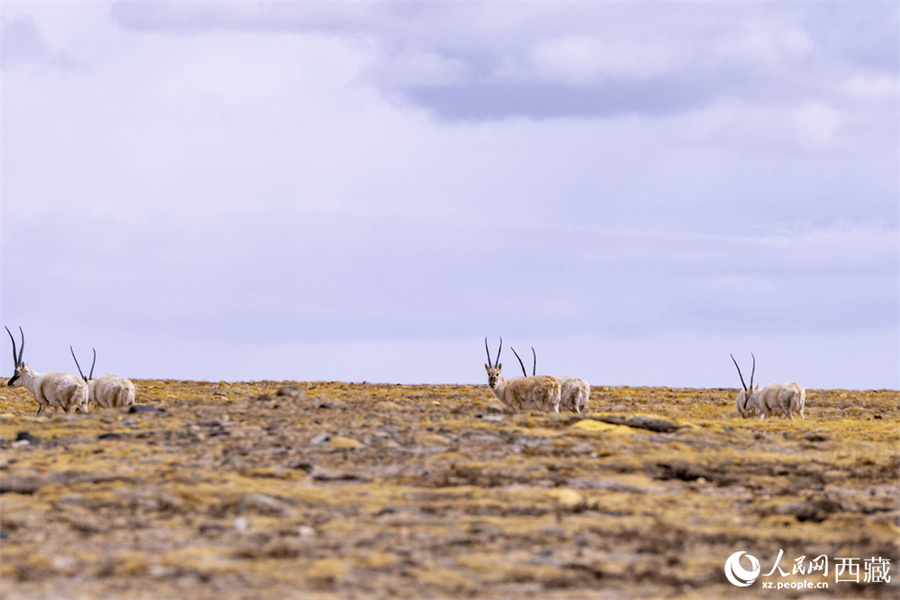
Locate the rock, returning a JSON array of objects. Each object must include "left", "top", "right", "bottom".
[
  {"left": 290, "top": 461, "right": 315, "bottom": 472},
  {"left": 596, "top": 415, "right": 684, "bottom": 433},
  {"left": 276, "top": 385, "right": 306, "bottom": 400},
  {"left": 311, "top": 433, "right": 331, "bottom": 445},
  {"left": 15, "top": 431, "right": 40, "bottom": 445},
  {"left": 310, "top": 467, "right": 368, "bottom": 482},
  {"left": 476, "top": 414, "right": 505, "bottom": 423},
  {"left": 240, "top": 493, "right": 293, "bottom": 516},
  {"left": 233, "top": 516, "right": 249, "bottom": 532},
  {"left": 0, "top": 475, "right": 49, "bottom": 494}
]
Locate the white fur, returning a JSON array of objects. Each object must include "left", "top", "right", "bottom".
[
  {"left": 508, "top": 345, "right": 589, "bottom": 414},
  {"left": 89, "top": 374, "right": 136, "bottom": 409},
  {"left": 736, "top": 382, "right": 806, "bottom": 420},
  {"left": 555, "top": 376, "right": 590, "bottom": 414},
  {"left": 485, "top": 364, "right": 561, "bottom": 413},
  {"left": 9, "top": 363, "right": 89, "bottom": 415}
]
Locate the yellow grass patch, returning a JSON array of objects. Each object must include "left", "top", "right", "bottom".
[{"left": 0, "top": 381, "right": 896, "bottom": 599}]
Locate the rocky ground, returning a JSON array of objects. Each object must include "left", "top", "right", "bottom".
[{"left": 0, "top": 381, "right": 897, "bottom": 599}]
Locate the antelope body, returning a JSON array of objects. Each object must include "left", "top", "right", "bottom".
[
  {"left": 485, "top": 338, "right": 561, "bottom": 413},
  {"left": 71, "top": 347, "right": 136, "bottom": 409},
  {"left": 731, "top": 354, "right": 805, "bottom": 420},
  {"left": 557, "top": 376, "right": 591, "bottom": 414},
  {"left": 511, "top": 346, "right": 590, "bottom": 414},
  {"left": 89, "top": 376, "right": 136, "bottom": 408},
  {"left": 6, "top": 327, "right": 89, "bottom": 415}
]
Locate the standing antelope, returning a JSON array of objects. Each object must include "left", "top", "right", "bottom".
[
  {"left": 484, "top": 337, "right": 561, "bottom": 413},
  {"left": 5, "top": 326, "right": 89, "bottom": 415},
  {"left": 731, "top": 353, "right": 805, "bottom": 419},
  {"left": 71, "top": 346, "right": 136, "bottom": 409},
  {"left": 511, "top": 346, "right": 591, "bottom": 414}
]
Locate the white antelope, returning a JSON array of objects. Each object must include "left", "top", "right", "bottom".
[
  {"left": 484, "top": 337, "right": 561, "bottom": 413},
  {"left": 5, "top": 326, "right": 89, "bottom": 415},
  {"left": 731, "top": 353, "right": 805, "bottom": 420},
  {"left": 71, "top": 346, "right": 136, "bottom": 409},
  {"left": 511, "top": 346, "right": 591, "bottom": 414}
]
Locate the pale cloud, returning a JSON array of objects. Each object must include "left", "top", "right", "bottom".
[
  {"left": 0, "top": 15, "right": 45, "bottom": 66},
  {"left": 710, "top": 21, "right": 815, "bottom": 65},
  {"left": 795, "top": 102, "right": 843, "bottom": 149},
  {"left": 528, "top": 36, "right": 677, "bottom": 85},
  {"left": 367, "top": 47, "right": 471, "bottom": 88},
  {"left": 844, "top": 72, "right": 898, "bottom": 104},
  {"left": 1, "top": 1, "right": 897, "bottom": 388}
]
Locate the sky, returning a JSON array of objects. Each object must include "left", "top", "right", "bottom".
[{"left": 0, "top": 1, "right": 897, "bottom": 389}]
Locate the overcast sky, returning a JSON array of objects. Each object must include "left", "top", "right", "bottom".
[{"left": 1, "top": 1, "right": 897, "bottom": 389}]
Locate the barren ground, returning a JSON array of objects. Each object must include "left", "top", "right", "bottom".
[{"left": 1, "top": 381, "right": 897, "bottom": 599}]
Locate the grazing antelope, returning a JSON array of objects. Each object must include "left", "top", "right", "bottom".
[
  {"left": 484, "top": 337, "right": 561, "bottom": 413},
  {"left": 511, "top": 346, "right": 591, "bottom": 414},
  {"left": 731, "top": 353, "right": 805, "bottom": 419},
  {"left": 71, "top": 346, "right": 136, "bottom": 409},
  {"left": 5, "top": 326, "right": 89, "bottom": 415}
]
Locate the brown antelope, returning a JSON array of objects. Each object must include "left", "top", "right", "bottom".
[
  {"left": 511, "top": 346, "right": 590, "bottom": 414},
  {"left": 5, "top": 326, "right": 88, "bottom": 415},
  {"left": 71, "top": 346, "right": 136, "bottom": 409},
  {"left": 484, "top": 337, "right": 561, "bottom": 413},
  {"left": 731, "top": 353, "right": 805, "bottom": 419}
]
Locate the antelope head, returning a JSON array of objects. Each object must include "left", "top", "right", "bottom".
[
  {"left": 5, "top": 326, "right": 25, "bottom": 387},
  {"left": 511, "top": 346, "right": 536, "bottom": 377},
  {"left": 731, "top": 353, "right": 756, "bottom": 409},
  {"left": 70, "top": 346, "right": 97, "bottom": 383},
  {"left": 484, "top": 337, "right": 503, "bottom": 388}
]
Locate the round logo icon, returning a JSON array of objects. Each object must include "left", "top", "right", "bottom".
[{"left": 725, "top": 551, "right": 760, "bottom": 587}]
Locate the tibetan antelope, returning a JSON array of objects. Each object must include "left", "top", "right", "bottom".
[
  {"left": 511, "top": 346, "right": 591, "bottom": 414},
  {"left": 71, "top": 346, "right": 136, "bottom": 409},
  {"left": 5, "top": 326, "right": 89, "bottom": 415},
  {"left": 484, "top": 337, "right": 561, "bottom": 413},
  {"left": 731, "top": 353, "right": 805, "bottom": 419}
]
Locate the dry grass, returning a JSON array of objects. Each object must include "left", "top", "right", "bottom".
[{"left": 1, "top": 381, "right": 897, "bottom": 599}]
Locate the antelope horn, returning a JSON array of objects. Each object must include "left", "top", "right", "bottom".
[
  {"left": 530, "top": 346, "right": 536, "bottom": 376},
  {"left": 484, "top": 337, "right": 492, "bottom": 366},
  {"left": 6, "top": 326, "right": 23, "bottom": 366},
  {"left": 5, "top": 326, "right": 18, "bottom": 370},
  {"left": 730, "top": 354, "right": 748, "bottom": 391},
  {"left": 749, "top": 353, "right": 756, "bottom": 390},
  {"left": 511, "top": 347, "right": 528, "bottom": 377},
  {"left": 495, "top": 336, "right": 502, "bottom": 367},
  {"left": 90, "top": 348, "right": 97, "bottom": 380},
  {"left": 71, "top": 346, "right": 87, "bottom": 382}
]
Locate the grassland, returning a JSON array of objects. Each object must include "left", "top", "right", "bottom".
[{"left": 0, "top": 381, "right": 897, "bottom": 599}]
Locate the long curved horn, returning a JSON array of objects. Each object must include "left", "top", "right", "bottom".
[
  {"left": 495, "top": 336, "right": 502, "bottom": 367},
  {"left": 5, "top": 326, "right": 18, "bottom": 369},
  {"left": 90, "top": 348, "right": 96, "bottom": 380},
  {"left": 484, "top": 337, "right": 492, "bottom": 366},
  {"left": 16, "top": 326, "right": 23, "bottom": 365},
  {"left": 71, "top": 346, "right": 87, "bottom": 382},
  {"left": 530, "top": 346, "right": 536, "bottom": 376},
  {"left": 511, "top": 347, "right": 527, "bottom": 377},
  {"left": 730, "top": 354, "right": 748, "bottom": 391},
  {"left": 749, "top": 353, "right": 756, "bottom": 390}
]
